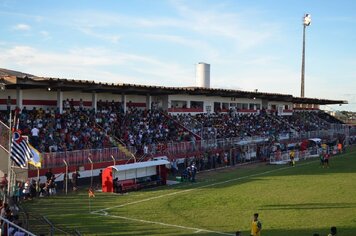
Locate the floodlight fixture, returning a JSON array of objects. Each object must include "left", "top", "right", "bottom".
[
  {"left": 0, "top": 82, "right": 5, "bottom": 91},
  {"left": 303, "top": 14, "right": 311, "bottom": 26}
]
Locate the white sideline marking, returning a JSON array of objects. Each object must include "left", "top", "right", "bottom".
[
  {"left": 92, "top": 210, "right": 234, "bottom": 235},
  {"left": 91, "top": 160, "right": 317, "bottom": 234}
]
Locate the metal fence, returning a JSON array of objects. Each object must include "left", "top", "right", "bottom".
[
  {"left": 38, "top": 125, "right": 352, "bottom": 168},
  {"left": 17, "top": 207, "right": 82, "bottom": 236},
  {"left": 0, "top": 215, "right": 36, "bottom": 236},
  {"left": 41, "top": 147, "right": 129, "bottom": 168}
]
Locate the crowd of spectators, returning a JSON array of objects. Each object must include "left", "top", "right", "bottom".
[
  {"left": 114, "top": 109, "right": 193, "bottom": 153},
  {"left": 0, "top": 102, "right": 347, "bottom": 155},
  {"left": 17, "top": 107, "right": 113, "bottom": 152},
  {"left": 279, "top": 111, "right": 331, "bottom": 132},
  {"left": 174, "top": 111, "right": 291, "bottom": 140}
]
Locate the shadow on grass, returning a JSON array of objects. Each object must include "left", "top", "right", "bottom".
[
  {"left": 172, "top": 226, "right": 356, "bottom": 236},
  {"left": 260, "top": 202, "right": 356, "bottom": 210},
  {"left": 190, "top": 148, "right": 356, "bottom": 190}
]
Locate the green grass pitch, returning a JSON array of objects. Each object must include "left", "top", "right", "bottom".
[{"left": 24, "top": 147, "right": 356, "bottom": 235}]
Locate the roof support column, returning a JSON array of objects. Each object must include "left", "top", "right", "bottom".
[
  {"left": 121, "top": 93, "right": 126, "bottom": 113},
  {"left": 92, "top": 91, "right": 97, "bottom": 112},
  {"left": 146, "top": 94, "right": 151, "bottom": 110},
  {"left": 16, "top": 87, "right": 23, "bottom": 110},
  {"left": 162, "top": 96, "right": 169, "bottom": 111},
  {"left": 57, "top": 89, "right": 63, "bottom": 114}
]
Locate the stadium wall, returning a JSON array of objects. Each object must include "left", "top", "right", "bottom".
[
  {"left": 267, "top": 101, "right": 293, "bottom": 115},
  {"left": 0, "top": 90, "right": 16, "bottom": 110},
  {"left": 168, "top": 94, "right": 262, "bottom": 114},
  {"left": 0, "top": 148, "right": 8, "bottom": 177},
  {"left": 1, "top": 89, "right": 297, "bottom": 114},
  {"left": 0, "top": 89, "right": 150, "bottom": 110}
]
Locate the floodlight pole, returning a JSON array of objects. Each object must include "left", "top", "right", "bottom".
[{"left": 301, "top": 14, "right": 311, "bottom": 98}]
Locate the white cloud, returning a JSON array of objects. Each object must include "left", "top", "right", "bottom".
[
  {"left": 0, "top": 11, "right": 43, "bottom": 22},
  {"left": 39, "top": 30, "right": 51, "bottom": 40},
  {"left": 78, "top": 27, "right": 121, "bottom": 44},
  {"left": 13, "top": 23, "right": 31, "bottom": 31},
  {"left": 169, "top": 0, "right": 279, "bottom": 50},
  {"left": 64, "top": 1, "right": 279, "bottom": 51},
  {"left": 0, "top": 45, "right": 194, "bottom": 86},
  {"left": 143, "top": 33, "right": 219, "bottom": 59}
]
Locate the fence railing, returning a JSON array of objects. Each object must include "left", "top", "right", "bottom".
[
  {"left": 269, "top": 147, "right": 320, "bottom": 164},
  {"left": 41, "top": 147, "right": 129, "bottom": 168},
  {"left": 17, "top": 204, "right": 82, "bottom": 236},
  {"left": 0, "top": 215, "right": 36, "bottom": 236},
  {"left": 269, "top": 143, "right": 343, "bottom": 165},
  {"left": 38, "top": 126, "right": 351, "bottom": 168}
]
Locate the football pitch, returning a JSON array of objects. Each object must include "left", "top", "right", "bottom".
[{"left": 24, "top": 147, "right": 356, "bottom": 236}]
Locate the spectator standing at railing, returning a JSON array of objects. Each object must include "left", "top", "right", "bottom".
[
  {"left": 0, "top": 174, "right": 8, "bottom": 198},
  {"left": 191, "top": 163, "right": 197, "bottom": 182},
  {"left": 1, "top": 203, "right": 11, "bottom": 235},
  {"left": 323, "top": 153, "right": 330, "bottom": 168},
  {"left": 29, "top": 180, "right": 37, "bottom": 198},
  {"left": 71, "top": 169, "right": 80, "bottom": 191},
  {"left": 12, "top": 182, "right": 20, "bottom": 204},
  {"left": 48, "top": 175, "right": 57, "bottom": 196},
  {"left": 0, "top": 202, "right": 8, "bottom": 219},
  {"left": 337, "top": 143, "right": 342, "bottom": 154},
  {"left": 22, "top": 179, "right": 31, "bottom": 200},
  {"left": 45, "top": 169, "right": 54, "bottom": 182}
]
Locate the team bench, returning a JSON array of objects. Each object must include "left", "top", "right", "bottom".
[{"left": 116, "top": 179, "right": 140, "bottom": 193}]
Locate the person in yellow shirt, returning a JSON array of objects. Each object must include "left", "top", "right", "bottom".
[
  {"left": 250, "top": 213, "right": 262, "bottom": 236},
  {"left": 289, "top": 150, "right": 295, "bottom": 167}
]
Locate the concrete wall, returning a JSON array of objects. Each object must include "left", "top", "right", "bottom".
[
  {"left": 0, "top": 148, "right": 9, "bottom": 177},
  {"left": 168, "top": 94, "right": 262, "bottom": 113}
]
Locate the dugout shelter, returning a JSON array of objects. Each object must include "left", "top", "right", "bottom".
[{"left": 102, "top": 159, "right": 169, "bottom": 193}]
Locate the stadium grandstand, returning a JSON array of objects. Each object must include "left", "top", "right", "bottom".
[
  {"left": 1, "top": 68, "right": 356, "bottom": 234},
  {"left": 0, "top": 68, "right": 352, "bottom": 164}
]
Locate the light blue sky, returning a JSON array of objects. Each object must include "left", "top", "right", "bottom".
[{"left": 0, "top": 0, "right": 355, "bottom": 111}]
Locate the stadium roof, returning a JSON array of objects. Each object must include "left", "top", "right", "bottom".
[
  {"left": 111, "top": 160, "right": 170, "bottom": 172},
  {"left": 0, "top": 68, "right": 347, "bottom": 105}
]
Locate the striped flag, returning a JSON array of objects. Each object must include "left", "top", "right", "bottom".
[
  {"left": 28, "top": 144, "right": 42, "bottom": 168},
  {"left": 10, "top": 131, "right": 33, "bottom": 168}
]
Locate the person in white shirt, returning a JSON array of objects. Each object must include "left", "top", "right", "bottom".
[
  {"left": 31, "top": 127, "right": 39, "bottom": 137},
  {"left": 31, "top": 127, "right": 40, "bottom": 148}
]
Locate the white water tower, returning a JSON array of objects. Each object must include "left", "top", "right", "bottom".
[{"left": 196, "top": 62, "right": 210, "bottom": 88}]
